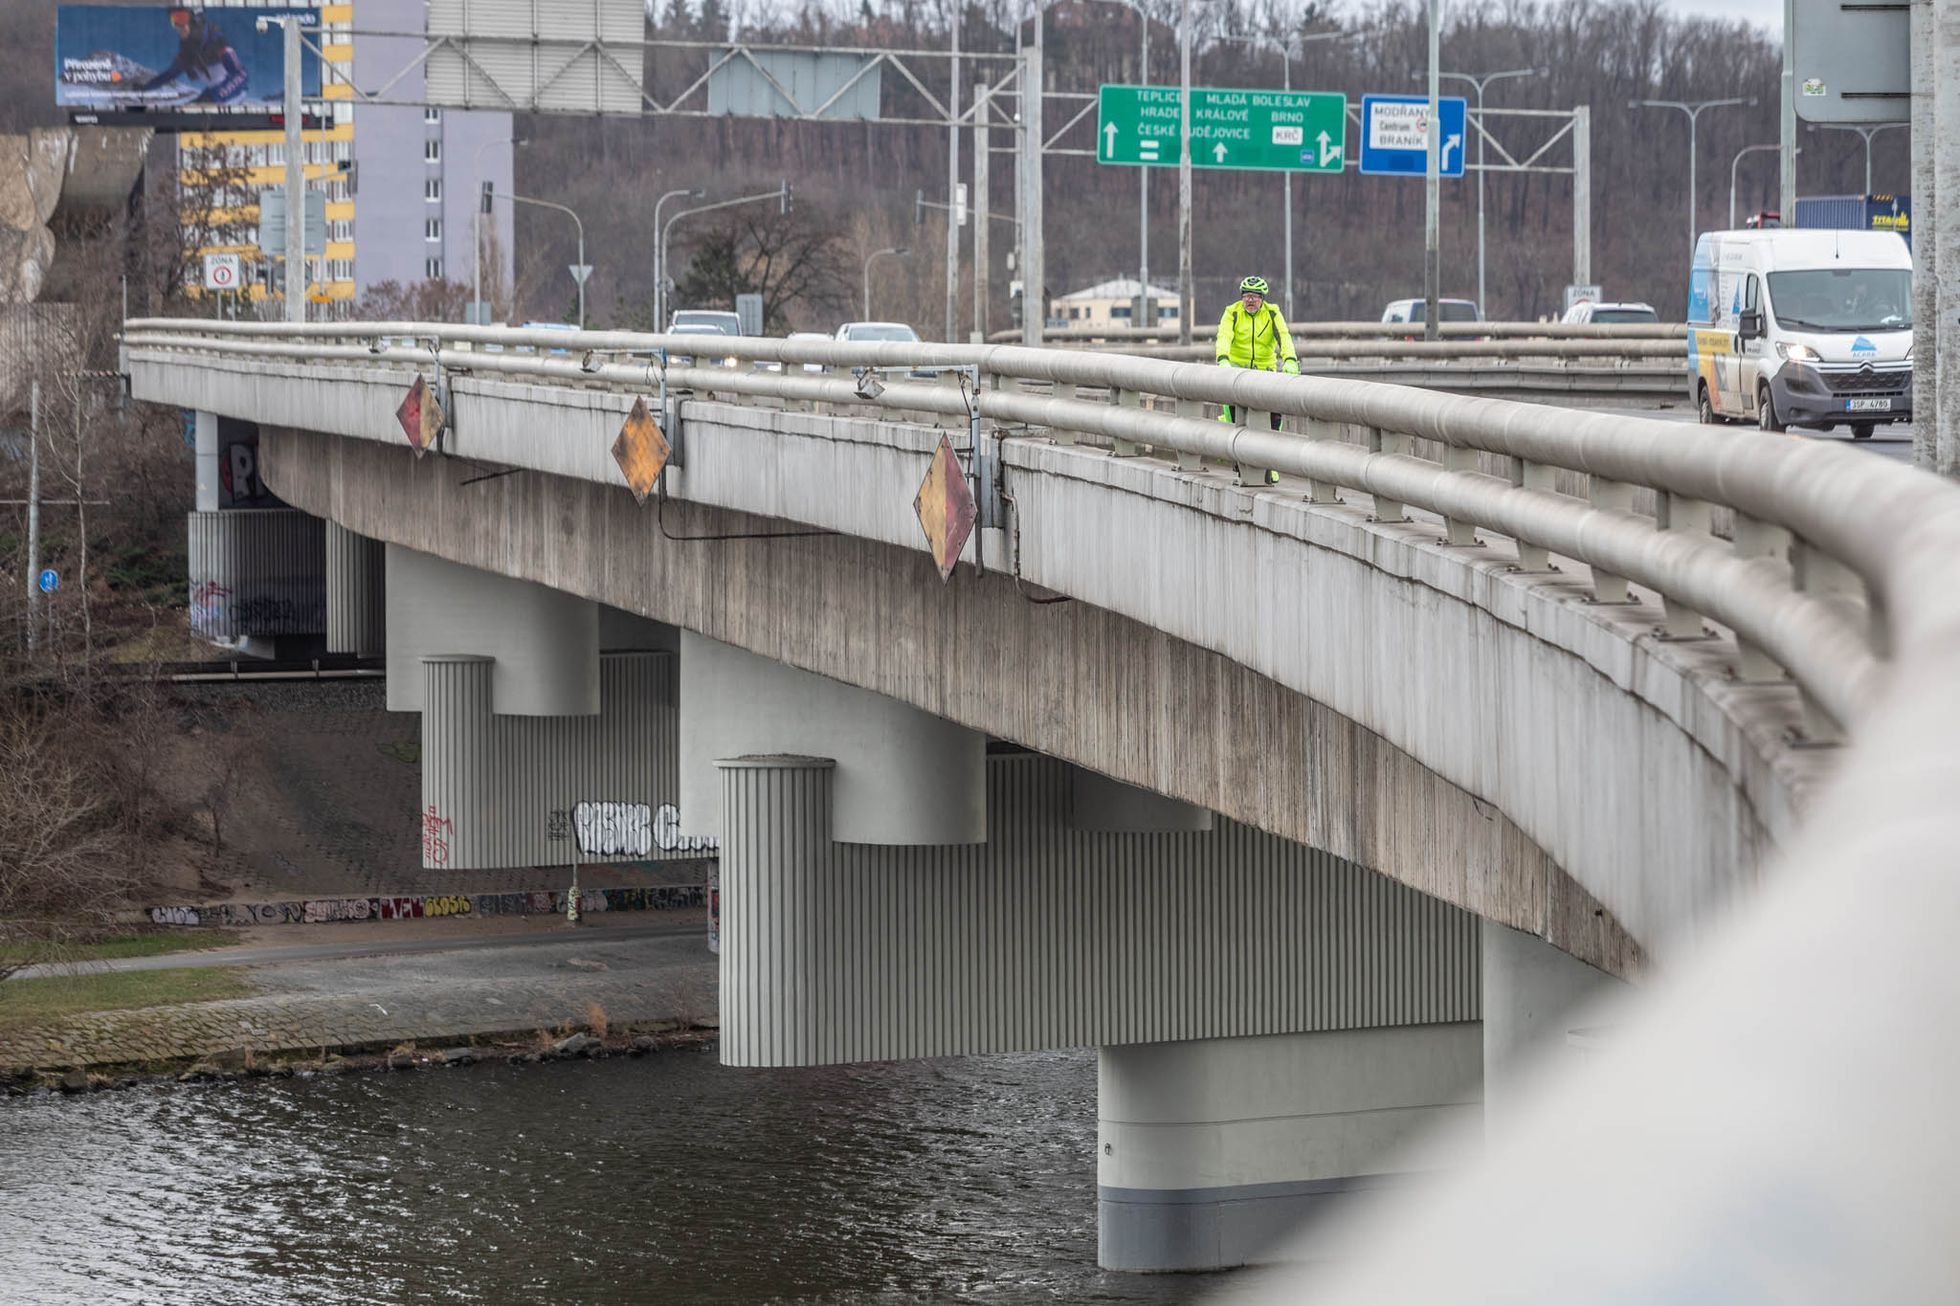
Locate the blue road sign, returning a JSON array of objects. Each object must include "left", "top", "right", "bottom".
[
  {"left": 1359, "top": 94, "right": 1468, "bottom": 177},
  {"left": 37, "top": 569, "right": 58, "bottom": 594}
]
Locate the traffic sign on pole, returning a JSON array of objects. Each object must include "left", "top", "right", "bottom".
[
  {"left": 568, "top": 264, "right": 593, "bottom": 285},
  {"left": 202, "top": 252, "right": 242, "bottom": 291},
  {"left": 1097, "top": 84, "right": 1346, "bottom": 172},
  {"left": 1359, "top": 94, "right": 1469, "bottom": 177},
  {"left": 37, "top": 569, "right": 58, "bottom": 595}
]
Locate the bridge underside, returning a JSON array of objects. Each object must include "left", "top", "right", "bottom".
[{"left": 262, "top": 424, "right": 1640, "bottom": 977}]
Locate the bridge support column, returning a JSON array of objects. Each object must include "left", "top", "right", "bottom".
[
  {"left": 681, "top": 631, "right": 984, "bottom": 845},
  {"left": 1481, "top": 920, "right": 1628, "bottom": 1135},
  {"left": 383, "top": 543, "right": 598, "bottom": 715},
  {"left": 1097, "top": 1026, "right": 1482, "bottom": 1272},
  {"left": 325, "top": 522, "right": 384, "bottom": 656}
]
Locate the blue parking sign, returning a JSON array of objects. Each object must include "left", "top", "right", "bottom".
[{"left": 1359, "top": 94, "right": 1468, "bottom": 177}]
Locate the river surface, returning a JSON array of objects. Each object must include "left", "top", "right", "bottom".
[{"left": 0, "top": 1046, "right": 1231, "bottom": 1304}]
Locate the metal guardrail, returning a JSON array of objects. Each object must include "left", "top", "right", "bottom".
[
  {"left": 124, "top": 318, "right": 1960, "bottom": 741},
  {"left": 991, "top": 320, "right": 1690, "bottom": 344}
]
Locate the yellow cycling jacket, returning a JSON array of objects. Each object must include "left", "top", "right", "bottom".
[{"left": 1214, "top": 301, "right": 1299, "bottom": 371}]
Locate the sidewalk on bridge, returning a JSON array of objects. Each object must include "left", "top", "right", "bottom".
[{"left": 0, "top": 913, "right": 718, "bottom": 1088}]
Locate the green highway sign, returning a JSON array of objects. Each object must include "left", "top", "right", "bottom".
[{"left": 1096, "top": 83, "right": 1347, "bottom": 172}]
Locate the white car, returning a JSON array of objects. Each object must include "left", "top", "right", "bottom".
[
  {"left": 833, "top": 321, "right": 922, "bottom": 343},
  {"left": 1380, "top": 297, "right": 1481, "bottom": 326},
  {"left": 788, "top": 330, "right": 831, "bottom": 373},
  {"left": 668, "top": 309, "right": 742, "bottom": 336},
  {"left": 666, "top": 323, "right": 737, "bottom": 368},
  {"left": 1561, "top": 300, "right": 1659, "bottom": 326}
]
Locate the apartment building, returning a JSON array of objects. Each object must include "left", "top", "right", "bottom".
[{"left": 177, "top": 0, "right": 511, "bottom": 311}]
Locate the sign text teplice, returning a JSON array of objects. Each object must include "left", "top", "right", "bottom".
[{"left": 1096, "top": 84, "right": 1347, "bottom": 172}]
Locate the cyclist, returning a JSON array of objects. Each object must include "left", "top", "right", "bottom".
[{"left": 1214, "top": 275, "right": 1300, "bottom": 484}]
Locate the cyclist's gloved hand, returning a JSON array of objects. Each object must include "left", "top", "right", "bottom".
[
  {"left": 1281, "top": 358, "right": 1300, "bottom": 375},
  {"left": 1216, "top": 357, "right": 1233, "bottom": 367}
]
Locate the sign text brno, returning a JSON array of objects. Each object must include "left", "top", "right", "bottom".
[{"left": 1096, "top": 84, "right": 1347, "bottom": 172}]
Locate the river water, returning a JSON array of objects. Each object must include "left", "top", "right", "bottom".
[{"left": 0, "top": 1046, "right": 1231, "bottom": 1304}]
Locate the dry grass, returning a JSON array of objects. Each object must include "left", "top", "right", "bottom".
[{"left": 585, "top": 999, "right": 610, "bottom": 1038}]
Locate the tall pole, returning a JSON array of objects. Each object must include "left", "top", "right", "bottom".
[
  {"left": 283, "top": 17, "right": 305, "bottom": 324},
  {"left": 1936, "top": 0, "right": 1960, "bottom": 475},
  {"left": 1423, "top": 0, "right": 1440, "bottom": 341},
  {"left": 1573, "top": 105, "right": 1591, "bottom": 291},
  {"left": 1177, "top": 0, "right": 1192, "bottom": 345},
  {"left": 470, "top": 135, "right": 508, "bottom": 323},
  {"left": 1911, "top": 0, "right": 1937, "bottom": 469},
  {"left": 1633, "top": 99, "right": 1751, "bottom": 255},
  {"left": 945, "top": 14, "right": 962, "bottom": 343},
  {"left": 1730, "top": 142, "right": 1781, "bottom": 229},
  {"left": 1281, "top": 50, "right": 1294, "bottom": 320},
  {"left": 864, "top": 246, "right": 908, "bottom": 319},
  {"left": 974, "top": 82, "right": 990, "bottom": 339},
  {"left": 651, "top": 187, "right": 700, "bottom": 332},
  {"left": 1688, "top": 114, "right": 1699, "bottom": 256},
  {"left": 24, "top": 381, "right": 40, "bottom": 653},
  {"left": 1434, "top": 68, "right": 1538, "bottom": 320},
  {"left": 1140, "top": 12, "right": 1150, "bottom": 328},
  {"left": 1781, "top": 0, "right": 1797, "bottom": 224},
  {"left": 1022, "top": 28, "right": 1045, "bottom": 345},
  {"left": 500, "top": 193, "right": 586, "bottom": 327}
]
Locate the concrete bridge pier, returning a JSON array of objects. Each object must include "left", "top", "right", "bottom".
[
  {"left": 679, "top": 630, "right": 986, "bottom": 846},
  {"left": 1097, "top": 1026, "right": 1482, "bottom": 1272},
  {"left": 325, "top": 522, "right": 385, "bottom": 656},
  {"left": 1480, "top": 921, "right": 1628, "bottom": 1136}
]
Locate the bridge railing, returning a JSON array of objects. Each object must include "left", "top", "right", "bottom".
[{"left": 123, "top": 318, "right": 1960, "bottom": 741}]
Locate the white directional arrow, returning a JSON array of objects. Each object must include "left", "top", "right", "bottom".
[
  {"left": 1103, "top": 122, "right": 1118, "bottom": 154},
  {"left": 1317, "top": 130, "right": 1341, "bottom": 167},
  {"left": 1212, "top": 141, "right": 1229, "bottom": 163},
  {"left": 1443, "top": 133, "right": 1462, "bottom": 172}
]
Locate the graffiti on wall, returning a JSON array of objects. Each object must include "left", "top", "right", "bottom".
[
  {"left": 563, "top": 801, "right": 719, "bottom": 857},
  {"left": 421, "top": 805, "right": 454, "bottom": 865},
  {"left": 148, "top": 885, "right": 709, "bottom": 928}
]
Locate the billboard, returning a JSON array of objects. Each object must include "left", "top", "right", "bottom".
[{"left": 56, "top": 6, "right": 321, "bottom": 114}]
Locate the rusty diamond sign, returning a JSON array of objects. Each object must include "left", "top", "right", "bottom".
[
  {"left": 395, "top": 374, "right": 446, "bottom": 456},
  {"left": 611, "top": 397, "right": 671, "bottom": 504},
  {"left": 913, "top": 434, "right": 976, "bottom": 582}
]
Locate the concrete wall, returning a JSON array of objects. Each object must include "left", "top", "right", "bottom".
[
  {"left": 124, "top": 349, "right": 1836, "bottom": 973},
  {"left": 716, "top": 752, "right": 1482, "bottom": 1066},
  {"left": 1480, "top": 920, "right": 1629, "bottom": 1135}
]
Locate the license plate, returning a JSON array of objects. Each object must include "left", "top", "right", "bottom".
[{"left": 1845, "top": 398, "right": 1891, "bottom": 413}]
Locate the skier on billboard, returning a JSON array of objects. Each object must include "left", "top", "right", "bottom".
[{"left": 139, "top": 7, "right": 251, "bottom": 104}]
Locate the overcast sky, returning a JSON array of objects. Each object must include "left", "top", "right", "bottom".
[{"left": 1667, "top": 0, "right": 1782, "bottom": 33}]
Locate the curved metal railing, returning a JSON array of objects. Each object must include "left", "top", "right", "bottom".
[{"left": 123, "top": 318, "right": 1960, "bottom": 741}]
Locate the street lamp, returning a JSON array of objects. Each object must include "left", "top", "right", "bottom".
[
  {"left": 863, "top": 246, "right": 910, "bottom": 319},
  {"left": 472, "top": 134, "right": 523, "bottom": 323},
  {"left": 493, "top": 190, "right": 587, "bottom": 328},
  {"left": 659, "top": 183, "right": 796, "bottom": 331},
  {"left": 1729, "top": 141, "right": 1787, "bottom": 229},
  {"left": 1808, "top": 121, "right": 1907, "bottom": 196},
  {"left": 651, "top": 187, "right": 705, "bottom": 330},
  {"left": 1419, "top": 66, "right": 1542, "bottom": 318},
  {"left": 1631, "top": 97, "right": 1755, "bottom": 255}
]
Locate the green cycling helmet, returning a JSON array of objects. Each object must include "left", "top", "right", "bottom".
[{"left": 1239, "top": 275, "right": 1270, "bottom": 296}]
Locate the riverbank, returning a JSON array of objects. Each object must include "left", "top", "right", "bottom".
[{"left": 0, "top": 914, "right": 716, "bottom": 1090}]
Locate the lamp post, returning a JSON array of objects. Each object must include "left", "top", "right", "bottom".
[
  {"left": 1631, "top": 97, "right": 1755, "bottom": 255},
  {"left": 495, "top": 191, "right": 586, "bottom": 327},
  {"left": 863, "top": 246, "right": 910, "bottom": 319},
  {"left": 651, "top": 187, "right": 704, "bottom": 330},
  {"left": 472, "top": 134, "right": 521, "bottom": 324},
  {"left": 1809, "top": 121, "right": 1907, "bottom": 196},
  {"left": 659, "top": 183, "right": 795, "bottom": 330},
  {"left": 1729, "top": 141, "right": 1785, "bottom": 229},
  {"left": 1422, "top": 66, "right": 1541, "bottom": 318}
]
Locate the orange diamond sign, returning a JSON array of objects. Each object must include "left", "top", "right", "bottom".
[
  {"left": 611, "top": 397, "right": 671, "bottom": 504},
  {"left": 913, "top": 434, "right": 976, "bottom": 582},
  {"left": 395, "top": 374, "right": 445, "bottom": 456}
]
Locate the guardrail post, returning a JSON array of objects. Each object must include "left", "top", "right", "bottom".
[
  {"left": 1790, "top": 540, "right": 1864, "bottom": 745},
  {"left": 1440, "top": 442, "right": 1480, "bottom": 546},
  {"left": 1111, "top": 388, "right": 1142, "bottom": 457},
  {"left": 1237, "top": 411, "right": 1276, "bottom": 487},
  {"left": 1368, "top": 428, "right": 1409, "bottom": 522},
  {"left": 1508, "top": 460, "right": 1557, "bottom": 571},
  {"left": 1586, "top": 476, "right": 1635, "bottom": 603},
  {"left": 1731, "top": 513, "right": 1791, "bottom": 682},
  {"left": 1657, "top": 494, "right": 1713, "bottom": 638},
  {"left": 1301, "top": 419, "right": 1342, "bottom": 504},
  {"left": 1172, "top": 399, "right": 1204, "bottom": 470},
  {"left": 1048, "top": 380, "right": 1074, "bottom": 443}
]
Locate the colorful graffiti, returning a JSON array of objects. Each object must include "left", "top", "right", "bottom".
[{"left": 147, "top": 885, "right": 709, "bottom": 928}]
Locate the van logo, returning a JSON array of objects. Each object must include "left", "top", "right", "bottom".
[{"left": 1851, "top": 336, "right": 1877, "bottom": 355}]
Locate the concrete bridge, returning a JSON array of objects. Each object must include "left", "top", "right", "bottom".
[{"left": 122, "top": 319, "right": 1960, "bottom": 1289}]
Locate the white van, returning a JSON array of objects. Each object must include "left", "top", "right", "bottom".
[{"left": 1687, "top": 228, "right": 1912, "bottom": 438}]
